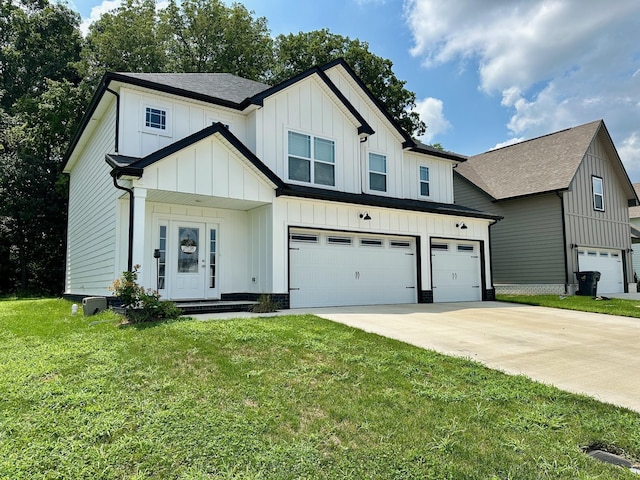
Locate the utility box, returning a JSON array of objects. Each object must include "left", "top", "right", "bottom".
[{"left": 82, "top": 296, "right": 107, "bottom": 316}]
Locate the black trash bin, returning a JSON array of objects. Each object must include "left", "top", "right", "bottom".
[{"left": 576, "top": 271, "right": 601, "bottom": 297}]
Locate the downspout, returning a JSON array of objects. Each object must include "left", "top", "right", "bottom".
[
  {"left": 112, "top": 172, "right": 134, "bottom": 272},
  {"left": 105, "top": 87, "right": 120, "bottom": 153},
  {"left": 487, "top": 218, "right": 499, "bottom": 299},
  {"left": 556, "top": 190, "right": 570, "bottom": 293}
]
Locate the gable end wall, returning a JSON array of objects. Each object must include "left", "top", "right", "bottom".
[{"left": 564, "top": 136, "right": 633, "bottom": 280}]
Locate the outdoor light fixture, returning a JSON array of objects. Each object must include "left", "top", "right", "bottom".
[
  {"left": 359, "top": 212, "right": 372, "bottom": 220},
  {"left": 456, "top": 222, "right": 468, "bottom": 230}
]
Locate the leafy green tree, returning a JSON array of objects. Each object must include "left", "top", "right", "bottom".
[
  {"left": 0, "top": 0, "right": 83, "bottom": 294},
  {"left": 0, "top": 0, "right": 82, "bottom": 111},
  {"left": 160, "top": 0, "right": 272, "bottom": 79},
  {"left": 80, "top": 0, "right": 168, "bottom": 82},
  {"left": 271, "top": 29, "right": 426, "bottom": 137}
]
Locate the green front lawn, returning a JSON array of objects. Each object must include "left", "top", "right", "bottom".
[
  {"left": 1, "top": 298, "right": 639, "bottom": 479},
  {"left": 497, "top": 294, "right": 640, "bottom": 318}
]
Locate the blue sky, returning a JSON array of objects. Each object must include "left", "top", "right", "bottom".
[{"left": 69, "top": 0, "right": 640, "bottom": 181}]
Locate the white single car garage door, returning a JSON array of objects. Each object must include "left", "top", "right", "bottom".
[
  {"left": 577, "top": 248, "right": 624, "bottom": 293},
  {"left": 289, "top": 229, "right": 417, "bottom": 308},
  {"left": 431, "top": 239, "right": 482, "bottom": 302}
]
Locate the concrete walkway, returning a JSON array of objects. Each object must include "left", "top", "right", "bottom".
[{"left": 192, "top": 301, "right": 640, "bottom": 413}]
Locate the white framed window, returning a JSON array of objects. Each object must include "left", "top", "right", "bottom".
[
  {"left": 369, "top": 153, "right": 387, "bottom": 192},
  {"left": 288, "top": 131, "right": 335, "bottom": 186},
  {"left": 592, "top": 176, "right": 604, "bottom": 211},
  {"left": 143, "top": 104, "right": 171, "bottom": 136},
  {"left": 145, "top": 107, "right": 166, "bottom": 130},
  {"left": 419, "top": 166, "right": 430, "bottom": 197}
]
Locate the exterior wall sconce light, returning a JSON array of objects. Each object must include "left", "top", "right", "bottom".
[
  {"left": 359, "top": 212, "right": 372, "bottom": 220},
  {"left": 456, "top": 222, "right": 468, "bottom": 230}
]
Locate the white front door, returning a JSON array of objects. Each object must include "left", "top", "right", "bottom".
[{"left": 171, "top": 222, "right": 206, "bottom": 299}]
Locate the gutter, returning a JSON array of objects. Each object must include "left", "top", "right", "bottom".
[
  {"left": 111, "top": 170, "right": 134, "bottom": 272},
  {"left": 105, "top": 87, "right": 120, "bottom": 153}
]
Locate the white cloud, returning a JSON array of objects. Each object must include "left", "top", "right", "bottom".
[
  {"left": 80, "top": 0, "right": 122, "bottom": 35},
  {"left": 492, "top": 137, "right": 525, "bottom": 150},
  {"left": 405, "top": 0, "right": 640, "bottom": 178},
  {"left": 78, "top": 0, "right": 169, "bottom": 36},
  {"left": 413, "top": 97, "right": 451, "bottom": 144}
]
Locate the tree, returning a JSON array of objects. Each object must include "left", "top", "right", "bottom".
[
  {"left": 0, "top": 0, "right": 82, "bottom": 111},
  {"left": 160, "top": 0, "right": 272, "bottom": 80},
  {"left": 0, "top": 0, "right": 83, "bottom": 294},
  {"left": 271, "top": 29, "right": 426, "bottom": 137},
  {"left": 80, "top": 0, "right": 168, "bottom": 82}
]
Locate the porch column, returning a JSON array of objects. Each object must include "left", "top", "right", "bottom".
[{"left": 131, "top": 187, "right": 147, "bottom": 274}]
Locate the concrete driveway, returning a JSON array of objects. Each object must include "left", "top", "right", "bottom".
[{"left": 285, "top": 301, "right": 640, "bottom": 413}]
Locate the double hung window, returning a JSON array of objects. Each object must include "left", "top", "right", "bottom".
[
  {"left": 288, "top": 131, "right": 335, "bottom": 186},
  {"left": 419, "top": 166, "right": 430, "bottom": 197},
  {"left": 592, "top": 176, "right": 604, "bottom": 211},
  {"left": 369, "top": 153, "right": 387, "bottom": 192}
]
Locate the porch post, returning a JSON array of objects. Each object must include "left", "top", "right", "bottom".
[{"left": 131, "top": 187, "right": 147, "bottom": 274}]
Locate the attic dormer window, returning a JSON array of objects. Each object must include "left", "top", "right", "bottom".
[
  {"left": 145, "top": 107, "right": 167, "bottom": 130},
  {"left": 592, "top": 176, "right": 604, "bottom": 211}
]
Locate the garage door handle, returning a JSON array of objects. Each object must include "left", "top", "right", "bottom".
[
  {"left": 289, "top": 288, "right": 300, "bottom": 291},
  {"left": 472, "top": 285, "right": 480, "bottom": 288},
  {"left": 406, "top": 286, "right": 415, "bottom": 289}
]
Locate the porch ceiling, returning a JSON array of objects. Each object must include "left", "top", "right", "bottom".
[{"left": 145, "top": 189, "right": 271, "bottom": 211}]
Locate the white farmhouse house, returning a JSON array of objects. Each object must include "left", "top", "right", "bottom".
[{"left": 63, "top": 59, "right": 500, "bottom": 309}]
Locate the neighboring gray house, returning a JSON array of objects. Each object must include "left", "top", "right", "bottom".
[
  {"left": 454, "top": 120, "right": 638, "bottom": 295},
  {"left": 629, "top": 183, "right": 640, "bottom": 282}
]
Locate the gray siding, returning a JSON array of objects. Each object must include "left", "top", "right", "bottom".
[
  {"left": 455, "top": 174, "right": 565, "bottom": 284},
  {"left": 491, "top": 194, "right": 565, "bottom": 284},
  {"left": 564, "top": 133, "right": 633, "bottom": 281}
]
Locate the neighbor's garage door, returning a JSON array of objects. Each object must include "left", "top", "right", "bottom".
[
  {"left": 431, "top": 239, "right": 482, "bottom": 302},
  {"left": 289, "top": 229, "right": 417, "bottom": 308},
  {"left": 577, "top": 248, "right": 624, "bottom": 293}
]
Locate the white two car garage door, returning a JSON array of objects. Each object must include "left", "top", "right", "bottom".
[
  {"left": 577, "top": 248, "right": 624, "bottom": 293},
  {"left": 431, "top": 239, "right": 482, "bottom": 302},
  {"left": 289, "top": 229, "right": 417, "bottom": 308}
]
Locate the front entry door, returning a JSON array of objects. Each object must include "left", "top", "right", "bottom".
[{"left": 171, "top": 222, "right": 206, "bottom": 299}]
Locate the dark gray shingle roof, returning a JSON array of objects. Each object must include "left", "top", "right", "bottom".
[
  {"left": 114, "top": 72, "right": 271, "bottom": 105},
  {"left": 456, "top": 120, "right": 603, "bottom": 200},
  {"left": 629, "top": 183, "right": 640, "bottom": 218}
]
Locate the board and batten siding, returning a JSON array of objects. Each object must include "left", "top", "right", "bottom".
[
  {"left": 118, "top": 87, "right": 248, "bottom": 159},
  {"left": 404, "top": 152, "right": 454, "bottom": 204},
  {"left": 270, "top": 196, "right": 492, "bottom": 294},
  {"left": 66, "top": 102, "right": 122, "bottom": 296},
  {"left": 564, "top": 135, "right": 633, "bottom": 278},
  {"left": 255, "top": 76, "right": 361, "bottom": 194},
  {"left": 135, "top": 135, "right": 275, "bottom": 204}
]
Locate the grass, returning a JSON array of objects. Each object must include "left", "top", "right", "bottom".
[
  {"left": 1, "top": 298, "right": 640, "bottom": 479},
  {"left": 497, "top": 294, "right": 640, "bottom": 318}
]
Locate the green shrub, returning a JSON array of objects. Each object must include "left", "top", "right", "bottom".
[
  {"left": 110, "top": 265, "right": 181, "bottom": 322},
  {"left": 250, "top": 294, "right": 279, "bottom": 313}
]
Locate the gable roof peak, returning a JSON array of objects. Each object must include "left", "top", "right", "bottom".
[{"left": 455, "top": 119, "right": 606, "bottom": 200}]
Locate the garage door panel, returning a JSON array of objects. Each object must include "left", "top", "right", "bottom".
[
  {"left": 432, "top": 241, "right": 482, "bottom": 302},
  {"left": 290, "top": 230, "right": 416, "bottom": 308},
  {"left": 577, "top": 248, "right": 623, "bottom": 293}
]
